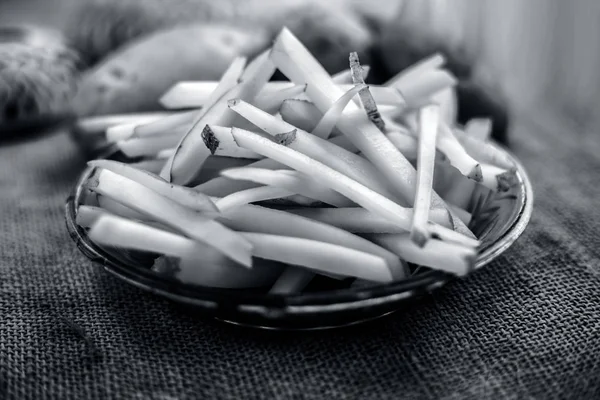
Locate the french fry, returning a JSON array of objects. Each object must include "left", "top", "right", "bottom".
[
  {"left": 385, "top": 53, "right": 446, "bottom": 88},
  {"left": 332, "top": 65, "right": 370, "bottom": 84},
  {"left": 437, "top": 122, "right": 483, "bottom": 182},
  {"left": 465, "top": 118, "right": 493, "bottom": 142},
  {"left": 116, "top": 131, "right": 183, "bottom": 158},
  {"left": 311, "top": 84, "right": 366, "bottom": 138},
  {"left": 284, "top": 207, "right": 452, "bottom": 232},
  {"left": 216, "top": 186, "right": 294, "bottom": 211},
  {"left": 453, "top": 128, "right": 515, "bottom": 170},
  {"left": 88, "top": 160, "right": 219, "bottom": 214},
  {"left": 86, "top": 169, "right": 252, "bottom": 267},
  {"left": 227, "top": 100, "right": 398, "bottom": 200},
  {"left": 269, "top": 267, "right": 316, "bottom": 294},
  {"left": 369, "top": 233, "right": 476, "bottom": 276},
  {"left": 254, "top": 84, "right": 307, "bottom": 114},
  {"left": 241, "top": 232, "right": 393, "bottom": 283},
  {"left": 349, "top": 52, "right": 386, "bottom": 131},
  {"left": 158, "top": 56, "right": 247, "bottom": 110},
  {"left": 410, "top": 104, "right": 441, "bottom": 247},
  {"left": 220, "top": 167, "right": 355, "bottom": 207},
  {"left": 106, "top": 110, "right": 195, "bottom": 142},
  {"left": 201, "top": 126, "right": 263, "bottom": 159}
]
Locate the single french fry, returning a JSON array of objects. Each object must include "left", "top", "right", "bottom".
[
  {"left": 241, "top": 232, "right": 393, "bottom": 283},
  {"left": 410, "top": 104, "right": 441, "bottom": 247},
  {"left": 311, "top": 84, "right": 366, "bottom": 138},
  {"left": 201, "top": 126, "right": 263, "bottom": 159},
  {"left": 216, "top": 186, "right": 293, "bottom": 211},
  {"left": 332, "top": 65, "right": 370, "bottom": 84},
  {"left": 349, "top": 52, "right": 386, "bottom": 131},
  {"left": 369, "top": 233, "right": 476, "bottom": 276},
  {"left": 269, "top": 267, "right": 316, "bottom": 294},
  {"left": 385, "top": 53, "right": 446, "bottom": 88},
  {"left": 117, "top": 131, "right": 183, "bottom": 158},
  {"left": 284, "top": 207, "right": 452, "bottom": 232}
]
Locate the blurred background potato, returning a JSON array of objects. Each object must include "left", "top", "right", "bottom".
[{"left": 1, "top": 0, "right": 599, "bottom": 130}]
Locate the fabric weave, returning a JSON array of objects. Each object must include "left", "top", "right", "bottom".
[{"left": 0, "top": 115, "right": 599, "bottom": 399}]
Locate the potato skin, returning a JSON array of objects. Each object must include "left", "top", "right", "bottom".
[
  {"left": 72, "top": 24, "right": 270, "bottom": 117},
  {"left": 66, "top": 0, "right": 374, "bottom": 74}
]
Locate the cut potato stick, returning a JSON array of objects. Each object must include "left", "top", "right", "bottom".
[
  {"left": 465, "top": 118, "right": 493, "bottom": 142},
  {"left": 311, "top": 83, "right": 366, "bottom": 138},
  {"left": 369, "top": 233, "right": 476, "bottom": 276},
  {"left": 269, "top": 29, "right": 473, "bottom": 238},
  {"left": 385, "top": 53, "right": 446, "bottom": 89},
  {"left": 89, "top": 160, "right": 219, "bottom": 214},
  {"left": 480, "top": 162, "right": 518, "bottom": 192},
  {"left": 410, "top": 104, "right": 441, "bottom": 247},
  {"left": 240, "top": 232, "right": 393, "bottom": 283},
  {"left": 88, "top": 214, "right": 214, "bottom": 258},
  {"left": 129, "top": 159, "right": 166, "bottom": 174},
  {"left": 201, "top": 126, "right": 263, "bottom": 159},
  {"left": 284, "top": 207, "right": 451, "bottom": 233},
  {"left": 87, "top": 169, "right": 252, "bottom": 267},
  {"left": 279, "top": 99, "right": 322, "bottom": 132},
  {"left": 453, "top": 128, "right": 515, "bottom": 170},
  {"left": 332, "top": 65, "right": 370, "bottom": 84},
  {"left": 349, "top": 52, "right": 386, "bottom": 131},
  {"left": 160, "top": 81, "right": 404, "bottom": 109},
  {"left": 227, "top": 101, "right": 398, "bottom": 200},
  {"left": 215, "top": 202, "right": 405, "bottom": 278},
  {"left": 117, "top": 132, "right": 183, "bottom": 158},
  {"left": 97, "top": 195, "right": 150, "bottom": 221},
  {"left": 396, "top": 69, "right": 457, "bottom": 109},
  {"left": 224, "top": 127, "right": 433, "bottom": 231},
  {"left": 442, "top": 173, "right": 477, "bottom": 210},
  {"left": 269, "top": 267, "right": 315, "bottom": 294},
  {"left": 254, "top": 84, "right": 306, "bottom": 114},
  {"left": 106, "top": 110, "right": 195, "bottom": 142},
  {"left": 447, "top": 204, "right": 472, "bottom": 226},
  {"left": 161, "top": 51, "right": 275, "bottom": 184},
  {"left": 427, "top": 223, "right": 480, "bottom": 248},
  {"left": 75, "top": 112, "right": 170, "bottom": 141},
  {"left": 220, "top": 167, "right": 355, "bottom": 207},
  {"left": 432, "top": 87, "right": 458, "bottom": 125},
  {"left": 76, "top": 205, "right": 107, "bottom": 228},
  {"left": 437, "top": 123, "right": 483, "bottom": 182},
  {"left": 216, "top": 186, "right": 294, "bottom": 211},
  {"left": 159, "top": 56, "right": 246, "bottom": 110},
  {"left": 385, "top": 129, "right": 418, "bottom": 159}
]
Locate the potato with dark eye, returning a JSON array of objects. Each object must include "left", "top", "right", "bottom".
[
  {"left": 65, "top": 0, "right": 375, "bottom": 76},
  {"left": 72, "top": 24, "right": 270, "bottom": 117}
]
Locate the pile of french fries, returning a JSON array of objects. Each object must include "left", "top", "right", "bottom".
[{"left": 77, "top": 28, "right": 517, "bottom": 294}]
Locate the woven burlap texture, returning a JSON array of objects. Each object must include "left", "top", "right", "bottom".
[{"left": 1, "top": 117, "right": 599, "bottom": 399}]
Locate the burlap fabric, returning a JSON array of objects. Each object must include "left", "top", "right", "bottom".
[{"left": 1, "top": 112, "right": 599, "bottom": 399}]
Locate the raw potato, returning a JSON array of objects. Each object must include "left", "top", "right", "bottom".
[
  {"left": 72, "top": 24, "right": 270, "bottom": 117},
  {"left": 66, "top": 0, "right": 373, "bottom": 74}
]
